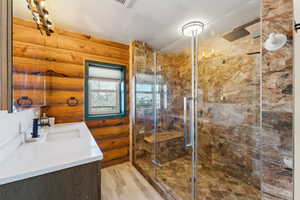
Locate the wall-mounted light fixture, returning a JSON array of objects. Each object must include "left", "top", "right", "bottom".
[{"left": 26, "top": 0, "right": 54, "bottom": 36}]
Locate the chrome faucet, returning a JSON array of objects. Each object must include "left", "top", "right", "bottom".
[{"left": 31, "top": 118, "right": 39, "bottom": 138}]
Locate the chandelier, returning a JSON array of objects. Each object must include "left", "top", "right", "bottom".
[{"left": 26, "top": 0, "right": 54, "bottom": 36}]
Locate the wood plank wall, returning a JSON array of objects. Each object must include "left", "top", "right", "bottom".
[{"left": 13, "top": 17, "right": 130, "bottom": 167}]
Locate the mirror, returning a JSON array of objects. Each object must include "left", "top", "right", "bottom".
[
  {"left": 12, "top": 0, "right": 49, "bottom": 112},
  {"left": 0, "top": 0, "right": 12, "bottom": 112}
]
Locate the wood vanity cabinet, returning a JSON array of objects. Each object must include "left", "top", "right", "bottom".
[{"left": 0, "top": 161, "right": 101, "bottom": 200}]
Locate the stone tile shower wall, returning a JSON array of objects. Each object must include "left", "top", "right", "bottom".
[{"left": 261, "top": 0, "right": 294, "bottom": 199}]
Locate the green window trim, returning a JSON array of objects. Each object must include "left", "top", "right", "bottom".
[{"left": 84, "top": 60, "right": 126, "bottom": 120}]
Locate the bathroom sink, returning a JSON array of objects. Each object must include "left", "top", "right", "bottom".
[
  {"left": 46, "top": 129, "right": 81, "bottom": 142},
  {"left": 0, "top": 122, "right": 103, "bottom": 186}
]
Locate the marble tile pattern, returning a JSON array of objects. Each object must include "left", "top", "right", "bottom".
[
  {"left": 136, "top": 155, "right": 260, "bottom": 200},
  {"left": 261, "top": 0, "right": 294, "bottom": 199}
]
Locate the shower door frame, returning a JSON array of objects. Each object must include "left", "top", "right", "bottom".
[
  {"left": 130, "top": 44, "right": 179, "bottom": 200},
  {"left": 130, "top": 31, "right": 200, "bottom": 199},
  {"left": 190, "top": 31, "right": 199, "bottom": 200}
]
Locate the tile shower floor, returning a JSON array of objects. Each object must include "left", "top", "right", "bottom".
[{"left": 136, "top": 155, "right": 260, "bottom": 200}]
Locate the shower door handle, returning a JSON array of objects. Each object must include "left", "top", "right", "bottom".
[{"left": 183, "top": 97, "right": 193, "bottom": 148}]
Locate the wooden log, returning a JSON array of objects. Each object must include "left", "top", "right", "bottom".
[
  {"left": 13, "top": 57, "right": 84, "bottom": 78},
  {"left": 13, "top": 41, "right": 128, "bottom": 66},
  {"left": 14, "top": 89, "right": 46, "bottom": 106},
  {"left": 47, "top": 76, "right": 83, "bottom": 90},
  {"left": 86, "top": 117, "right": 129, "bottom": 129},
  {"left": 13, "top": 24, "right": 129, "bottom": 61},
  {"left": 102, "top": 147, "right": 129, "bottom": 162},
  {"left": 13, "top": 73, "right": 46, "bottom": 90},
  {"left": 13, "top": 73, "right": 83, "bottom": 90},
  {"left": 54, "top": 116, "right": 84, "bottom": 124},
  {"left": 91, "top": 125, "right": 129, "bottom": 140},
  {"left": 46, "top": 90, "right": 83, "bottom": 105},
  {"left": 15, "top": 89, "right": 84, "bottom": 106},
  {"left": 13, "top": 17, "right": 129, "bottom": 50},
  {"left": 42, "top": 104, "right": 83, "bottom": 118},
  {"left": 102, "top": 156, "right": 129, "bottom": 168},
  {"left": 97, "top": 136, "right": 129, "bottom": 151}
]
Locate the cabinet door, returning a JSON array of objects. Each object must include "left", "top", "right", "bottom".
[{"left": 0, "top": 162, "right": 101, "bottom": 200}]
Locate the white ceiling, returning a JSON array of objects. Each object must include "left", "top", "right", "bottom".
[{"left": 13, "top": 0, "right": 260, "bottom": 52}]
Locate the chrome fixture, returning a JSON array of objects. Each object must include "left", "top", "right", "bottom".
[
  {"left": 295, "top": 22, "right": 300, "bottom": 32},
  {"left": 152, "top": 52, "right": 161, "bottom": 168},
  {"left": 183, "top": 97, "right": 193, "bottom": 148},
  {"left": 190, "top": 25, "right": 199, "bottom": 200},
  {"left": 181, "top": 20, "right": 203, "bottom": 200},
  {"left": 223, "top": 18, "right": 260, "bottom": 42},
  {"left": 114, "top": 0, "right": 135, "bottom": 8},
  {"left": 182, "top": 21, "right": 205, "bottom": 37},
  {"left": 26, "top": 0, "right": 54, "bottom": 36}
]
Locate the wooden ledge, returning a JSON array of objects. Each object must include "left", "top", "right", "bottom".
[{"left": 144, "top": 131, "right": 183, "bottom": 143}]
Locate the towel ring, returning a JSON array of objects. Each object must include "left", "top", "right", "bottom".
[
  {"left": 16, "top": 96, "right": 33, "bottom": 107},
  {"left": 67, "top": 97, "right": 79, "bottom": 107}
]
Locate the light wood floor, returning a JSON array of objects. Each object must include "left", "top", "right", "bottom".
[{"left": 101, "top": 162, "right": 164, "bottom": 200}]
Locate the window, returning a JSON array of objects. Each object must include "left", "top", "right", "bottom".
[
  {"left": 85, "top": 61, "right": 126, "bottom": 120},
  {"left": 135, "top": 74, "right": 168, "bottom": 110}
]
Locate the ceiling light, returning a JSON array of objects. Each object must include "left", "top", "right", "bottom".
[{"left": 182, "top": 21, "right": 205, "bottom": 37}]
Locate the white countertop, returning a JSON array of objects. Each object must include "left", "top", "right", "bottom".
[{"left": 0, "top": 122, "right": 103, "bottom": 185}]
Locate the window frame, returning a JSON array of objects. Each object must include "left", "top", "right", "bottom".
[{"left": 85, "top": 60, "right": 126, "bottom": 120}]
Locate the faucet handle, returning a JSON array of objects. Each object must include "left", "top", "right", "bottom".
[{"left": 32, "top": 118, "right": 40, "bottom": 138}]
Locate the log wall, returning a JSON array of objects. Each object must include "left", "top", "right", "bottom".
[{"left": 13, "top": 17, "right": 130, "bottom": 167}]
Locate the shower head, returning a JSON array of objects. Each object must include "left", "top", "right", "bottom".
[
  {"left": 223, "top": 18, "right": 260, "bottom": 42},
  {"left": 223, "top": 28, "right": 250, "bottom": 42}
]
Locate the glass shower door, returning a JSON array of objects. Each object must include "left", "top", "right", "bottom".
[
  {"left": 153, "top": 35, "right": 199, "bottom": 200},
  {"left": 153, "top": 52, "right": 193, "bottom": 200},
  {"left": 133, "top": 42, "right": 157, "bottom": 180},
  {"left": 196, "top": 2, "right": 262, "bottom": 199},
  {"left": 132, "top": 1, "right": 262, "bottom": 197},
  {"left": 151, "top": 3, "right": 262, "bottom": 198}
]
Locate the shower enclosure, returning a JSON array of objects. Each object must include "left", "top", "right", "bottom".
[{"left": 131, "top": 1, "right": 293, "bottom": 199}]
